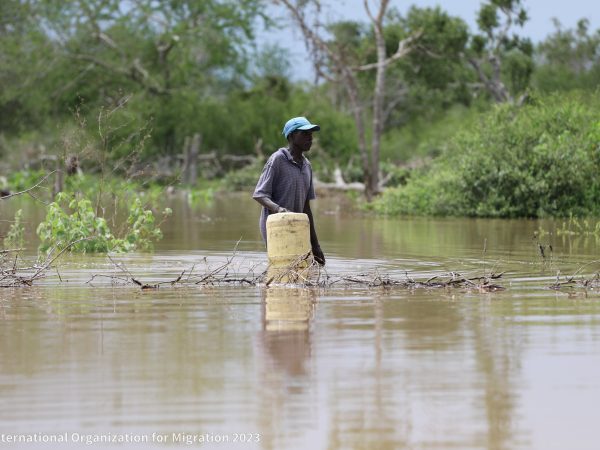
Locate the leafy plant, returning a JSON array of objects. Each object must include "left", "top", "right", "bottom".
[
  {"left": 3, "top": 209, "right": 25, "bottom": 248},
  {"left": 36, "top": 192, "right": 171, "bottom": 253},
  {"left": 123, "top": 198, "right": 172, "bottom": 251}
]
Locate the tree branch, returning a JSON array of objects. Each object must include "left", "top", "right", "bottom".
[
  {"left": 0, "top": 171, "right": 56, "bottom": 201},
  {"left": 71, "top": 54, "right": 167, "bottom": 95},
  {"left": 355, "top": 31, "right": 422, "bottom": 71}
]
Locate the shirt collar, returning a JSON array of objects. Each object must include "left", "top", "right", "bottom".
[{"left": 281, "top": 147, "right": 307, "bottom": 167}]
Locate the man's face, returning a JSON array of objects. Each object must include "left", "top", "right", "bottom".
[{"left": 290, "top": 130, "right": 313, "bottom": 152}]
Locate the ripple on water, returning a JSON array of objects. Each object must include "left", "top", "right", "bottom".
[{"left": 3, "top": 199, "right": 600, "bottom": 448}]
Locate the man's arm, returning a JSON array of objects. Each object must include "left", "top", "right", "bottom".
[
  {"left": 253, "top": 158, "right": 288, "bottom": 213},
  {"left": 254, "top": 197, "right": 288, "bottom": 213},
  {"left": 304, "top": 198, "right": 325, "bottom": 265}
]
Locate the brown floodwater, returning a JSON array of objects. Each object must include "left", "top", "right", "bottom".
[{"left": 2, "top": 192, "right": 600, "bottom": 450}]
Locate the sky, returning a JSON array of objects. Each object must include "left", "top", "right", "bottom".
[{"left": 257, "top": 0, "right": 600, "bottom": 80}]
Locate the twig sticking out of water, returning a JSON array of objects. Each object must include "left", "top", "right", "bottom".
[
  {"left": 322, "top": 270, "right": 505, "bottom": 292},
  {"left": 264, "top": 252, "right": 323, "bottom": 287},
  {"left": 92, "top": 240, "right": 266, "bottom": 289},
  {"left": 0, "top": 252, "right": 30, "bottom": 287},
  {"left": 1, "top": 238, "right": 90, "bottom": 287},
  {"left": 87, "top": 249, "right": 505, "bottom": 292},
  {"left": 548, "top": 270, "right": 600, "bottom": 291},
  {"left": 546, "top": 258, "right": 600, "bottom": 291}
]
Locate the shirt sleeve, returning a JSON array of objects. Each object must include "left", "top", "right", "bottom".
[{"left": 252, "top": 160, "right": 275, "bottom": 199}]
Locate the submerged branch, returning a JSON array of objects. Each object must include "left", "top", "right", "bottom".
[
  {"left": 548, "top": 270, "right": 600, "bottom": 291},
  {"left": 0, "top": 238, "right": 92, "bottom": 288},
  {"left": 84, "top": 251, "right": 506, "bottom": 293}
]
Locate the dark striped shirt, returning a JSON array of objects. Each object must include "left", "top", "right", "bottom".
[{"left": 252, "top": 148, "right": 316, "bottom": 241}]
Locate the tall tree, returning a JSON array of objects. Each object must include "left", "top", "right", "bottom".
[
  {"left": 276, "top": 0, "right": 420, "bottom": 200},
  {"left": 467, "top": 0, "right": 533, "bottom": 103},
  {"left": 0, "top": 0, "right": 60, "bottom": 132},
  {"left": 379, "top": 6, "right": 471, "bottom": 128},
  {"left": 25, "top": 0, "right": 267, "bottom": 153},
  {"left": 534, "top": 19, "right": 600, "bottom": 92}
]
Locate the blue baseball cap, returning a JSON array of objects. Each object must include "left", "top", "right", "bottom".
[{"left": 282, "top": 116, "right": 320, "bottom": 138}]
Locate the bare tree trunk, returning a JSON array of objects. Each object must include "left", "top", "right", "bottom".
[
  {"left": 468, "top": 57, "right": 511, "bottom": 103},
  {"left": 254, "top": 138, "right": 264, "bottom": 159},
  {"left": 343, "top": 71, "right": 372, "bottom": 200},
  {"left": 369, "top": 0, "right": 389, "bottom": 195},
  {"left": 277, "top": 0, "right": 417, "bottom": 201},
  {"left": 187, "top": 133, "right": 201, "bottom": 186},
  {"left": 53, "top": 157, "right": 63, "bottom": 196},
  {"left": 182, "top": 135, "right": 191, "bottom": 182}
]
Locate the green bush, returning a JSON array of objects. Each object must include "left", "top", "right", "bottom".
[
  {"left": 380, "top": 103, "right": 486, "bottom": 163},
  {"left": 371, "top": 91, "right": 600, "bottom": 217},
  {"left": 36, "top": 192, "right": 171, "bottom": 253},
  {"left": 220, "top": 159, "right": 265, "bottom": 191}
]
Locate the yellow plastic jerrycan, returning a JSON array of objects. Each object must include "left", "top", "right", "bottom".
[{"left": 266, "top": 212, "right": 310, "bottom": 268}]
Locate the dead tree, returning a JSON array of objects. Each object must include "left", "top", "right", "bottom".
[
  {"left": 467, "top": 0, "right": 530, "bottom": 104},
  {"left": 182, "top": 133, "right": 201, "bottom": 185},
  {"left": 276, "top": 0, "right": 420, "bottom": 200}
]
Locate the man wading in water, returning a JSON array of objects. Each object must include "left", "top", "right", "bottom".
[{"left": 252, "top": 116, "right": 325, "bottom": 265}]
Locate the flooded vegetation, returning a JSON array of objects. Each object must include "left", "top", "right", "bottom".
[{"left": 2, "top": 193, "right": 600, "bottom": 449}]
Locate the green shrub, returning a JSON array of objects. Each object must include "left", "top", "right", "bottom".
[
  {"left": 380, "top": 104, "right": 486, "bottom": 163},
  {"left": 36, "top": 192, "right": 171, "bottom": 253},
  {"left": 371, "top": 91, "right": 600, "bottom": 217},
  {"left": 220, "top": 160, "right": 265, "bottom": 191}
]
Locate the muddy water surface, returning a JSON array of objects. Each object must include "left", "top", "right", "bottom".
[{"left": 2, "top": 193, "right": 600, "bottom": 450}]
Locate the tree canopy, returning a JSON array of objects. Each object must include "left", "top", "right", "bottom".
[{"left": 0, "top": 0, "right": 598, "bottom": 200}]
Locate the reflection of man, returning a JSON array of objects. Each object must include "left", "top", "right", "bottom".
[
  {"left": 252, "top": 116, "right": 325, "bottom": 265},
  {"left": 257, "top": 287, "right": 316, "bottom": 442}
]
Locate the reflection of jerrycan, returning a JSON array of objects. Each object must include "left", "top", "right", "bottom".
[
  {"left": 265, "top": 287, "right": 314, "bottom": 331},
  {"left": 266, "top": 212, "right": 311, "bottom": 283}
]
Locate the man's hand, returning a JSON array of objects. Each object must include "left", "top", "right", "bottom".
[
  {"left": 277, "top": 206, "right": 289, "bottom": 213},
  {"left": 312, "top": 245, "right": 325, "bottom": 266}
]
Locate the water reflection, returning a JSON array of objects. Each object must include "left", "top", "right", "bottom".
[
  {"left": 262, "top": 287, "right": 315, "bottom": 332},
  {"left": 261, "top": 286, "right": 314, "bottom": 382},
  {"left": 257, "top": 287, "right": 317, "bottom": 450},
  {"left": 473, "top": 300, "right": 525, "bottom": 450}
]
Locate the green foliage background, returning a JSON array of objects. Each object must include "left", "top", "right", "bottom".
[
  {"left": 370, "top": 91, "right": 600, "bottom": 217},
  {"left": 1, "top": 0, "right": 600, "bottom": 219}
]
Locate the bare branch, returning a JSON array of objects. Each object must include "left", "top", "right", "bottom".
[
  {"left": 31, "top": 238, "right": 93, "bottom": 281},
  {"left": 97, "top": 31, "right": 119, "bottom": 51},
  {"left": 363, "top": 0, "right": 376, "bottom": 23},
  {"left": 467, "top": 56, "right": 510, "bottom": 102},
  {"left": 355, "top": 32, "right": 422, "bottom": 71},
  {"left": 382, "top": 81, "right": 408, "bottom": 124},
  {"left": 0, "top": 171, "right": 56, "bottom": 201},
  {"left": 71, "top": 54, "right": 167, "bottom": 96}
]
